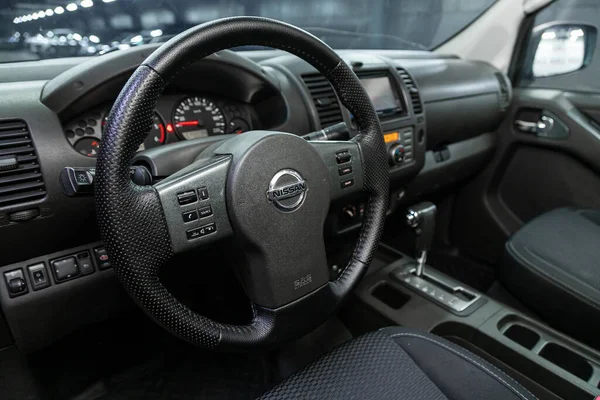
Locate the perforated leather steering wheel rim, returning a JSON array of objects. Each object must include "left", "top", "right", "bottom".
[{"left": 95, "top": 16, "right": 389, "bottom": 350}]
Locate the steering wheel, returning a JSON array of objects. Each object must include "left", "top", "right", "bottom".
[{"left": 95, "top": 16, "right": 389, "bottom": 350}]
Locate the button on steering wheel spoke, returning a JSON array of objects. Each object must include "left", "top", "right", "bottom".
[
  {"left": 310, "top": 140, "right": 364, "bottom": 202},
  {"left": 154, "top": 155, "right": 233, "bottom": 254}
]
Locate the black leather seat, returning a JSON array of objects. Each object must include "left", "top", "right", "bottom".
[
  {"left": 503, "top": 208, "right": 600, "bottom": 348},
  {"left": 260, "top": 327, "right": 535, "bottom": 399}
]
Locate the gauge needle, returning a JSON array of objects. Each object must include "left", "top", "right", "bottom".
[{"left": 175, "top": 120, "right": 200, "bottom": 127}]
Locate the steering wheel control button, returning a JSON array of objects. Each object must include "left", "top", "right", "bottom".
[
  {"left": 186, "top": 229, "right": 201, "bottom": 240},
  {"left": 198, "top": 186, "right": 209, "bottom": 200},
  {"left": 267, "top": 169, "right": 308, "bottom": 212},
  {"left": 186, "top": 223, "right": 217, "bottom": 240},
  {"left": 338, "top": 166, "right": 353, "bottom": 176},
  {"left": 77, "top": 252, "right": 95, "bottom": 276},
  {"left": 4, "top": 269, "right": 28, "bottom": 297},
  {"left": 341, "top": 179, "right": 355, "bottom": 189},
  {"left": 177, "top": 190, "right": 198, "bottom": 206},
  {"left": 52, "top": 257, "right": 80, "bottom": 282},
  {"left": 335, "top": 151, "right": 352, "bottom": 164},
  {"left": 198, "top": 206, "right": 213, "bottom": 218},
  {"left": 182, "top": 210, "right": 199, "bottom": 223},
  {"left": 27, "top": 263, "right": 50, "bottom": 290},
  {"left": 94, "top": 247, "right": 112, "bottom": 270}
]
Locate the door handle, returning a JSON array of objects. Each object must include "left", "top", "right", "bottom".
[
  {"left": 514, "top": 111, "right": 568, "bottom": 138},
  {"left": 514, "top": 120, "right": 538, "bottom": 133}
]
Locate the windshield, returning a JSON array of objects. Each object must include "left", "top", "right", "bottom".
[{"left": 0, "top": 0, "right": 496, "bottom": 63}]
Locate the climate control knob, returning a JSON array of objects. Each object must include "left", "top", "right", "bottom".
[{"left": 389, "top": 143, "right": 405, "bottom": 166}]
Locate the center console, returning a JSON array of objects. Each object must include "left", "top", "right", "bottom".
[
  {"left": 347, "top": 206, "right": 600, "bottom": 399},
  {"left": 320, "top": 66, "right": 427, "bottom": 235},
  {"left": 353, "top": 68, "right": 426, "bottom": 175}
]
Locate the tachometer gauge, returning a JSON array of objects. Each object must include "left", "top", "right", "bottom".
[
  {"left": 172, "top": 96, "right": 226, "bottom": 139},
  {"left": 140, "top": 114, "right": 166, "bottom": 151},
  {"left": 103, "top": 112, "right": 166, "bottom": 151}
]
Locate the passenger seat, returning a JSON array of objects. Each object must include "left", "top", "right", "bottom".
[{"left": 502, "top": 208, "right": 600, "bottom": 349}]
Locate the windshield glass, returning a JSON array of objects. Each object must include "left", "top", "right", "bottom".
[{"left": 0, "top": 0, "right": 496, "bottom": 63}]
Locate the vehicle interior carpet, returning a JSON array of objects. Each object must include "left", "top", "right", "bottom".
[{"left": 29, "top": 312, "right": 274, "bottom": 400}]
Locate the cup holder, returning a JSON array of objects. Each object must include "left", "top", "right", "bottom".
[
  {"left": 503, "top": 324, "right": 540, "bottom": 350},
  {"left": 493, "top": 314, "right": 600, "bottom": 397},
  {"left": 539, "top": 343, "right": 593, "bottom": 381},
  {"left": 371, "top": 283, "right": 410, "bottom": 309}
]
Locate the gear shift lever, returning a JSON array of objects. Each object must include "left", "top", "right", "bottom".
[{"left": 406, "top": 202, "right": 437, "bottom": 277}]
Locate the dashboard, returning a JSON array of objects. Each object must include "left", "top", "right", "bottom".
[{"left": 0, "top": 44, "right": 510, "bottom": 352}]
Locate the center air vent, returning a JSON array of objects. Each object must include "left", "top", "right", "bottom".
[
  {"left": 0, "top": 120, "right": 46, "bottom": 207},
  {"left": 301, "top": 74, "right": 343, "bottom": 128},
  {"left": 397, "top": 68, "right": 423, "bottom": 114}
]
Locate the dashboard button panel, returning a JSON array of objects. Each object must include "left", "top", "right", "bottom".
[{"left": 400, "top": 127, "right": 415, "bottom": 163}]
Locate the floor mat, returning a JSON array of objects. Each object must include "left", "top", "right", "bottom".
[
  {"left": 94, "top": 346, "right": 272, "bottom": 400},
  {"left": 29, "top": 312, "right": 274, "bottom": 400}
]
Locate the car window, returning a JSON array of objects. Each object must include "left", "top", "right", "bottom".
[
  {"left": 518, "top": 0, "right": 600, "bottom": 93},
  {"left": 0, "top": 0, "right": 496, "bottom": 63}
]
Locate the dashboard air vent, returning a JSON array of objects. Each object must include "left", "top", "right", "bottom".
[
  {"left": 495, "top": 72, "right": 511, "bottom": 110},
  {"left": 0, "top": 120, "right": 46, "bottom": 207},
  {"left": 397, "top": 68, "right": 423, "bottom": 114},
  {"left": 301, "top": 74, "right": 343, "bottom": 128}
]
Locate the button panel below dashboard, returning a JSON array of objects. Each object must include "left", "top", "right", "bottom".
[{"left": 1, "top": 241, "right": 114, "bottom": 304}]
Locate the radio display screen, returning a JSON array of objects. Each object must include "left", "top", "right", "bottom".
[{"left": 360, "top": 76, "right": 402, "bottom": 114}]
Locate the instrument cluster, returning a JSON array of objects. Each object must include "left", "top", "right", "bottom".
[{"left": 63, "top": 95, "right": 255, "bottom": 157}]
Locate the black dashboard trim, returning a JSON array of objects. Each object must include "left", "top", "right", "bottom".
[{"left": 40, "top": 45, "right": 280, "bottom": 117}]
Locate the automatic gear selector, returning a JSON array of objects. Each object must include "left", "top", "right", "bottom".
[{"left": 406, "top": 202, "right": 436, "bottom": 277}]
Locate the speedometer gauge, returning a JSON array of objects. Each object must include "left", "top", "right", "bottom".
[{"left": 173, "top": 96, "right": 226, "bottom": 139}]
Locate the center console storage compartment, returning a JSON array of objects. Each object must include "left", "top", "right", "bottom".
[
  {"left": 371, "top": 282, "right": 410, "bottom": 310},
  {"left": 478, "top": 312, "right": 600, "bottom": 399}
]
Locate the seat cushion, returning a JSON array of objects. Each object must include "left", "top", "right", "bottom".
[
  {"left": 260, "top": 327, "right": 536, "bottom": 400},
  {"left": 503, "top": 208, "right": 600, "bottom": 348}
]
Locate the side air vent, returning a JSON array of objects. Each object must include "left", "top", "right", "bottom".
[
  {"left": 397, "top": 68, "right": 423, "bottom": 114},
  {"left": 495, "top": 72, "right": 511, "bottom": 110},
  {"left": 301, "top": 74, "right": 343, "bottom": 128},
  {"left": 0, "top": 120, "right": 46, "bottom": 207}
]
